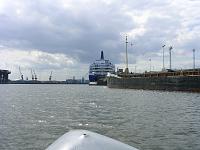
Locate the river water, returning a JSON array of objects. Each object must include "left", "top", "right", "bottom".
[{"left": 0, "top": 84, "right": 200, "bottom": 150}]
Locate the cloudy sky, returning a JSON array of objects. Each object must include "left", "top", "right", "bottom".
[{"left": 0, "top": 0, "right": 200, "bottom": 80}]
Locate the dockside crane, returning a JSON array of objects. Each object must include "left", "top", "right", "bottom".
[
  {"left": 31, "top": 69, "right": 34, "bottom": 80},
  {"left": 33, "top": 69, "right": 37, "bottom": 80},
  {"left": 49, "top": 71, "right": 53, "bottom": 81},
  {"left": 19, "top": 66, "right": 24, "bottom": 80}
]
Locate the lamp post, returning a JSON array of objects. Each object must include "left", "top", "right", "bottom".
[
  {"left": 135, "top": 66, "right": 137, "bottom": 73},
  {"left": 162, "top": 45, "right": 166, "bottom": 70}
]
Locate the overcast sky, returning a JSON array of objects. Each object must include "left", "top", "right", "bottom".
[{"left": 0, "top": 0, "right": 200, "bottom": 80}]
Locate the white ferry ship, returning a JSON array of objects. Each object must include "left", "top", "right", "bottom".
[{"left": 89, "top": 51, "right": 115, "bottom": 85}]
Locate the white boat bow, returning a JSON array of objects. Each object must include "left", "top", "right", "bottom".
[{"left": 46, "top": 130, "right": 139, "bottom": 150}]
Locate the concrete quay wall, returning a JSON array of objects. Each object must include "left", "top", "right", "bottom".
[{"left": 107, "top": 76, "right": 200, "bottom": 92}]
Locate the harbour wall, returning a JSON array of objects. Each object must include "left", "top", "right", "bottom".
[{"left": 107, "top": 76, "right": 200, "bottom": 92}]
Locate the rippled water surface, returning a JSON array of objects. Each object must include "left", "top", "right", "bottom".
[{"left": 0, "top": 84, "right": 200, "bottom": 150}]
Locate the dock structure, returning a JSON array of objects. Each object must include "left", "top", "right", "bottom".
[
  {"left": 0, "top": 69, "right": 11, "bottom": 83},
  {"left": 116, "top": 68, "right": 200, "bottom": 78},
  {"left": 107, "top": 68, "right": 200, "bottom": 92}
]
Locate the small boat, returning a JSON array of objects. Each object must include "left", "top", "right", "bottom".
[{"left": 46, "top": 130, "right": 139, "bottom": 150}]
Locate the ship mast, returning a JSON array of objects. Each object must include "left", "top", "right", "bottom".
[
  {"left": 100, "top": 51, "right": 104, "bottom": 60},
  {"left": 125, "top": 36, "right": 129, "bottom": 74}
]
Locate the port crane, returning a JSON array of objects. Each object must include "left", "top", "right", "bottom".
[
  {"left": 49, "top": 71, "right": 53, "bottom": 81},
  {"left": 33, "top": 69, "right": 37, "bottom": 80},
  {"left": 19, "top": 66, "right": 24, "bottom": 80},
  {"left": 31, "top": 69, "right": 34, "bottom": 80}
]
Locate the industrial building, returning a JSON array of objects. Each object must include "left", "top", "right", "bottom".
[{"left": 0, "top": 69, "right": 11, "bottom": 83}]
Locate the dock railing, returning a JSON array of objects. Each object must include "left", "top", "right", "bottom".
[{"left": 117, "top": 69, "right": 200, "bottom": 78}]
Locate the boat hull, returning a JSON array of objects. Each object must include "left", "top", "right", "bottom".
[
  {"left": 46, "top": 130, "right": 138, "bottom": 150},
  {"left": 89, "top": 74, "right": 107, "bottom": 85},
  {"left": 107, "top": 76, "right": 200, "bottom": 92}
]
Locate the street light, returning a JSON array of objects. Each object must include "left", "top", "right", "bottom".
[
  {"left": 149, "top": 58, "right": 151, "bottom": 72},
  {"left": 193, "top": 49, "right": 196, "bottom": 70}
]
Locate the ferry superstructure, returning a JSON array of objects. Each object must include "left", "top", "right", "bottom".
[{"left": 89, "top": 51, "right": 115, "bottom": 85}]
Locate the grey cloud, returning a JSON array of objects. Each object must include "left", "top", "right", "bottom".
[
  {"left": 0, "top": 0, "right": 135, "bottom": 64},
  {"left": 0, "top": 0, "right": 200, "bottom": 68}
]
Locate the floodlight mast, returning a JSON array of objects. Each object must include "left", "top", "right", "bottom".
[
  {"left": 169, "top": 46, "right": 173, "bottom": 69},
  {"left": 162, "top": 45, "right": 166, "bottom": 70},
  {"left": 125, "top": 36, "right": 129, "bottom": 74}
]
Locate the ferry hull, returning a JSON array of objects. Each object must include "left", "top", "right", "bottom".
[
  {"left": 89, "top": 74, "right": 107, "bottom": 85},
  {"left": 89, "top": 74, "right": 98, "bottom": 82},
  {"left": 107, "top": 76, "right": 200, "bottom": 92}
]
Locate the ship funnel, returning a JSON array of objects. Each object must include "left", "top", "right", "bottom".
[{"left": 101, "top": 51, "right": 104, "bottom": 60}]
